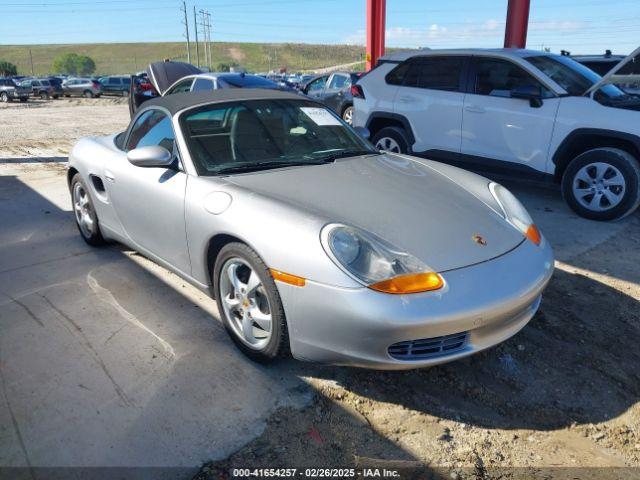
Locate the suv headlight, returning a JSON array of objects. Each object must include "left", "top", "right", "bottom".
[
  {"left": 489, "top": 182, "right": 541, "bottom": 245},
  {"left": 320, "top": 224, "right": 443, "bottom": 294}
]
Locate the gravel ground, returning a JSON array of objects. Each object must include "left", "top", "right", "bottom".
[{"left": 1, "top": 99, "right": 639, "bottom": 479}]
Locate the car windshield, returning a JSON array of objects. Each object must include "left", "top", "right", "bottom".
[
  {"left": 525, "top": 55, "right": 626, "bottom": 98},
  {"left": 180, "top": 99, "right": 377, "bottom": 176}
]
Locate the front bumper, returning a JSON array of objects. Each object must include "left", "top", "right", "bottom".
[{"left": 276, "top": 237, "right": 554, "bottom": 369}]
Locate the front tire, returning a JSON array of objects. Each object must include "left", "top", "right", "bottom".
[
  {"left": 372, "top": 126, "right": 410, "bottom": 154},
  {"left": 70, "top": 174, "right": 106, "bottom": 246},
  {"left": 562, "top": 148, "right": 640, "bottom": 221},
  {"left": 0, "top": 92, "right": 9, "bottom": 103},
  {"left": 213, "top": 242, "right": 289, "bottom": 363},
  {"left": 39, "top": 91, "right": 49, "bottom": 100},
  {"left": 84, "top": 90, "right": 94, "bottom": 98}
]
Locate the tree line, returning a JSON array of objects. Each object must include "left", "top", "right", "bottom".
[{"left": 0, "top": 52, "right": 97, "bottom": 77}]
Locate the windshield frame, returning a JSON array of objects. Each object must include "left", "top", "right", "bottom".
[
  {"left": 177, "top": 98, "right": 377, "bottom": 177},
  {"left": 524, "top": 54, "right": 627, "bottom": 98}
]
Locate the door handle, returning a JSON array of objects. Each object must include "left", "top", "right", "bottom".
[
  {"left": 104, "top": 170, "right": 115, "bottom": 183},
  {"left": 397, "top": 95, "right": 413, "bottom": 103},
  {"left": 465, "top": 105, "right": 486, "bottom": 114}
]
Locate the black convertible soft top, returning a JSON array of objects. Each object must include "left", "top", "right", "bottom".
[
  {"left": 141, "top": 88, "right": 307, "bottom": 116},
  {"left": 146, "top": 61, "right": 201, "bottom": 94}
]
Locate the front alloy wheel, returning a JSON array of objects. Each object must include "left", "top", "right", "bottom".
[
  {"left": 214, "top": 242, "right": 289, "bottom": 362},
  {"left": 342, "top": 106, "right": 354, "bottom": 125},
  {"left": 371, "top": 126, "right": 410, "bottom": 154},
  {"left": 562, "top": 148, "right": 640, "bottom": 221}
]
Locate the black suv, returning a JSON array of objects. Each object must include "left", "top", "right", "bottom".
[
  {"left": 99, "top": 76, "right": 131, "bottom": 96},
  {"left": 301, "top": 71, "right": 361, "bottom": 125},
  {"left": 0, "top": 78, "right": 30, "bottom": 102}
]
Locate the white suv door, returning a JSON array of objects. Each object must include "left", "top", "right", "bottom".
[
  {"left": 460, "top": 56, "right": 560, "bottom": 175},
  {"left": 390, "top": 55, "right": 467, "bottom": 153}
]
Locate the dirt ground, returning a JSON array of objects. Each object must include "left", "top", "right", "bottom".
[{"left": 1, "top": 99, "right": 639, "bottom": 479}]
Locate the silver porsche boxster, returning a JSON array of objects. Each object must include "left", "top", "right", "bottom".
[{"left": 68, "top": 88, "right": 554, "bottom": 369}]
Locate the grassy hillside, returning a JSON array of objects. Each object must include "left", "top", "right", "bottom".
[{"left": 0, "top": 42, "right": 368, "bottom": 76}]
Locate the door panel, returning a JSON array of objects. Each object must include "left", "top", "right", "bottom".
[
  {"left": 460, "top": 57, "right": 560, "bottom": 173},
  {"left": 392, "top": 56, "right": 467, "bottom": 153},
  {"left": 322, "top": 73, "right": 351, "bottom": 113},
  {"left": 105, "top": 109, "right": 190, "bottom": 274}
]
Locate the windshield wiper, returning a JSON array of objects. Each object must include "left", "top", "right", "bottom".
[
  {"left": 310, "top": 149, "right": 379, "bottom": 163},
  {"left": 216, "top": 159, "right": 328, "bottom": 175}
]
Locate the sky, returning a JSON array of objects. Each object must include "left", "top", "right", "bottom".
[{"left": 1, "top": 0, "right": 639, "bottom": 54}]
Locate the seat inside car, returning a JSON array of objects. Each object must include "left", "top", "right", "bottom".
[{"left": 230, "top": 109, "right": 284, "bottom": 162}]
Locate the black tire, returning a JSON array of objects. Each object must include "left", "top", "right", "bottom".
[
  {"left": 0, "top": 92, "right": 9, "bottom": 103},
  {"left": 39, "top": 91, "right": 49, "bottom": 100},
  {"left": 53, "top": 95, "right": 59, "bottom": 99},
  {"left": 213, "top": 242, "right": 290, "bottom": 363},
  {"left": 371, "top": 126, "right": 411, "bottom": 154},
  {"left": 342, "top": 105, "right": 354, "bottom": 125},
  {"left": 561, "top": 147, "right": 640, "bottom": 221},
  {"left": 70, "top": 173, "right": 106, "bottom": 246},
  {"left": 83, "top": 90, "right": 94, "bottom": 98},
  {"left": 121, "top": 90, "right": 129, "bottom": 97}
]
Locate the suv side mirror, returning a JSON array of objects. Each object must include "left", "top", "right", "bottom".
[
  {"left": 127, "top": 146, "right": 173, "bottom": 168},
  {"left": 511, "top": 85, "right": 543, "bottom": 108},
  {"left": 354, "top": 126, "right": 370, "bottom": 140}
]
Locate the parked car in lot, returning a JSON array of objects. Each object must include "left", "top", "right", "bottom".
[
  {"left": 129, "top": 61, "right": 288, "bottom": 117},
  {"left": 20, "top": 78, "right": 57, "bottom": 99},
  {"left": 62, "top": 77, "right": 102, "bottom": 98},
  {"left": 354, "top": 48, "right": 640, "bottom": 221},
  {"left": 0, "top": 77, "right": 30, "bottom": 102},
  {"left": 301, "top": 72, "right": 361, "bottom": 124},
  {"left": 68, "top": 88, "right": 553, "bottom": 368},
  {"left": 99, "top": 75, "right": 131, "bottom": 96},
  {"left": 47, "top": 77, "right": 64, "bottom": 99}
]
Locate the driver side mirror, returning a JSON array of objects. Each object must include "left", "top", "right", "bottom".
[
  {"left": 511, "top": 85, "right": 543, "bottom": 108},
  {"left": 354, "top": 126, "right": 370, "bottom": 140},
  {"left": 127, "top": 145, "right": 174, "bottom": 168}
]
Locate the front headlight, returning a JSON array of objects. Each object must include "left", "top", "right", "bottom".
[
  {"left": 489, "top": 182, "right": 541, "bottom": 245},
  {"left": 320, "top": 224, "right": 444, "bottom": 294}
]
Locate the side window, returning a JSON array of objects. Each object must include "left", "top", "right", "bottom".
[
  {"left": 474, "top": 58, "right": 549, "bottom": 97},
  {"left": 327, "top": 74, "right": 348, "bottom": 90},
  {"left": 192, "top": 77, "right": 215, "bottom": 92},
  {"left": 386, "top": 62, "right": 410, "bottom": 85},
  {"left": 108, "top": 77, "right": 119, "bottom": 85},
  {"left": 166, "top": 78, "right": 194, "bottom": 95},
  {"left": 306, "top": 77, "right": 327, "bottom": 92},
  {"left": 126, "top": 110, "right": 175, "bottom": 153},
  {"left": 403, "top": 56, "right": 464, "bottom": 91}
]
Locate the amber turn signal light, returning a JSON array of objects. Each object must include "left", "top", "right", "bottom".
[
  {"left": 369, "top": 272, "right": 444, "bottom": 294},
  {"left": 526, "top": 224, "right": 541, "bottom": 246},
  {"left": 270, "top": 269, "right": 306, "bottom": 287}
]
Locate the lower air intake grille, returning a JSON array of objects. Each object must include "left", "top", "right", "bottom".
[{"left": 388, "top": 331, "right": 469, "bottom": 361}]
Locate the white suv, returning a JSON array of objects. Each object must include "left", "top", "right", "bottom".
[{"left": 353, "top": 48, "right": 640, "bottom": 221}]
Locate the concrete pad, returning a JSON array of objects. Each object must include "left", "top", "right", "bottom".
[{"left": 0, "top": 164, "right": 312, "bottom": 471}]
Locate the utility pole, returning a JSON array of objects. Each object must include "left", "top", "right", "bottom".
[
  {"left": 205, "top": 11, "right": 212, "bottom": 69},
  {"left": 29, "top": 49, "right": 34, "bottom": 76},
  {"left": 198, "top": 9, "right": 210, "bottom": 70},
  {"left": 181, "top": 1, "right": 191, "bottom": 64},
  {"left": 193, "top": 6, "right": 200, "bottom": 68}
]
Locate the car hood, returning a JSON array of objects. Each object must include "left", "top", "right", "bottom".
[{"left": 226, "top": 154, "right": 525, "bottom": 272}]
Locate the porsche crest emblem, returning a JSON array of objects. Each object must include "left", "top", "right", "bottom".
[{"left": 472, "top": 234, "right": 487, "bottom": 246}]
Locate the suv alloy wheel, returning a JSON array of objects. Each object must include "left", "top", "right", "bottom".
[{"left": 562, "top": 148, "right": 640, "bottom": 221}]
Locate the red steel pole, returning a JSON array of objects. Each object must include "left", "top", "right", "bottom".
[
  {"left": 504, "top": 0, "right": 531, "bottom": 49},
  {"left": 366, "top": 0, "right": 386, "bottom": 71}
]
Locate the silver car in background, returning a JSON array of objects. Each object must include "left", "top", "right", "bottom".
[
  {"left": 67, "top": 89, "right": 553, "bottom": 369},
  {"left": 62, "top": 77, "right": 102, "bottom": 98}
]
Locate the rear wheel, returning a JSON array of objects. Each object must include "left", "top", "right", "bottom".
[
  {"left": 562, "top": 148, "right": 640, "bottom": 221},
  {"left": 39, "top": 91, "right": 49, "bottom": 100},
  {"left": 372, "top": 126, "right": 410, "bottom": 154},
  {"left": 0, "top": 92, "right": 9, "bottom": 103},
  {"left": 70, "top": 174, "right": 106, "bottom": 246},
  {"left": 214, "top": 242, "right": 289, "bottom": 363},
  {"left": 121, "top": 90, "right": 129, "bottom": 97},
  {"left": 342, "top": 105, "right": 354, "bottom": 125},
  {"left": 83, "top": 90, "right": 94, "bottom": 98}
]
